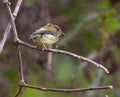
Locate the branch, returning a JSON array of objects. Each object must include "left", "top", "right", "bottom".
[
  {"left": 16, "top": 40, "right": 109, "bottom": 74},
  {"left": 3, "top": 1, "right": 24, "bottom": 96},
  {"left": 13, "top": 45, "right": 25, "bottom": 97},
  {"left": 21, "top": 83, "right": 113, "bottom": 93},
  {"left": 0, "top": 0, "right": 22, "bottom": 53},
  {"left": 46, "top": 45, "right": 53, "bottom": 70},
  {"left": 15, "top": 40, "right": 110, "bottom": 94},
  {"left": 14, "top": 85, "right": 23, "bottom": 97},
  {"left": 3, "top": 0, "right": 19, "bottom": 41},
  {"left": 17, "top": 45, "right": 25, "bottom": 84}
]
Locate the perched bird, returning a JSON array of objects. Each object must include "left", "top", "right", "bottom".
[{"left": 29, "top": 23, "right": 64, "bottom": 49}]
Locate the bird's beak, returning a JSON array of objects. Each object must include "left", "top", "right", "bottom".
[{"left": 61, "top": 32, "right": 65, "bottom": 36}]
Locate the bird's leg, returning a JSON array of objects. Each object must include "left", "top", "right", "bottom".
[
  {"left": 55, "top": 45, "right": 58, "bottom": 48},
  {"left": 42, "top": 43, "right": 47, "bottom": 51}
]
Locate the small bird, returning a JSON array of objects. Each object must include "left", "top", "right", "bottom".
[{"left": 29, "top": 23, "right": 64, "bottom": 49}]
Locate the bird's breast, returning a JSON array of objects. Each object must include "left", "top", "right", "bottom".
[{"left": 35, "top": 34, "right": 58, "bottom": 46}]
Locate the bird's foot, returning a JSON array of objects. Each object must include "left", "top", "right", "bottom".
[{"left": 42, "top": 46, "right": 48, "bottom": 51}]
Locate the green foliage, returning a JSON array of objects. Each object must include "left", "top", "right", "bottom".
[
  {"left": 97, "top": 0, "right": 120, "bottom": 36},
  {"left": 99, "top": 0, "right": 111, "bottom": 10}
]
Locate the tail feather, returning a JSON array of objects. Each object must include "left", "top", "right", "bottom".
[{"left": 28, "top": 34, "right": 35, "bottom": 40}]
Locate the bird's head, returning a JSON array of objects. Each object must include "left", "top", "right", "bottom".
[{"left": 41, "top": 23, "right": 64, "bottom": 36}]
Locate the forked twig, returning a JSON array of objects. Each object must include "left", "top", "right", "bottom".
[
  {"left": 0, "top": 0, "right": 22, "bottom": 53},
  {"left": 14, "top": 45, "right": 24, "bottom": 97},
  {"left": 3, "top": 0, "right": 19, "bottom": 41},
  {"left": 3, "top": 1, "right": 24, "bottom": 97}
]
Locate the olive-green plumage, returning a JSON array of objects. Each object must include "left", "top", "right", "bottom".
[{"left": 29, "top": 23, "right": 64, "bottom": 48}]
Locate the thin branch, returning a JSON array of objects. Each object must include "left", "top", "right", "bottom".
[
  {"left": 3, "top": 1, "right": 25, "bottom": 96},
  {"left": 13, "top": 45, "right": 25, "bottom": 97},
  {"left": 0, "top": 24, "right": 11, "bottom": 53},
  {"left": 0, "top": 0, "right": 22, "bottom": 53},
  {"left": 17, "top": 40, "right": 109, "bottom": 74},
  {"left": 22, "top": 83, "right": 113, "bottom": 93},
  {"left": 12, "top": 42, "right": 113, "bottom": 94},
  {"left": 3, "top": 0, "right": 19, "bottom": 41},
  {"left": 46, "top": 45, "right": 53, "bottom": 71},
  {"left": 17, "top": 45, "right": 25, "bottom": 84},
  {"left": 14, "top": 85, "right": 23, "bottom": 97}
]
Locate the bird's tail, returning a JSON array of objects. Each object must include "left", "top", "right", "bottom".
[{"left": 28, "top": 34, "right": 36, "bottom": 40}]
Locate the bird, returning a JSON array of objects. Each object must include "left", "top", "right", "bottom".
[{"left": 29, "top": 23, "right": 64, "bottom": 49}]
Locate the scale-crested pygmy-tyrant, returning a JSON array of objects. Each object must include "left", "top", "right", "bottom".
[{"left": 29, "top": 23, "right": 64, "bottom": 48}]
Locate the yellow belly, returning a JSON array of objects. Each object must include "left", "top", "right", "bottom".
[{"left": 34, "top": 34, "right": 58, "bottom": 46}]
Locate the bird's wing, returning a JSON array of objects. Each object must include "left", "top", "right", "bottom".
[
  {"left": 28, "top": 30, "right": 55, "bottom": 40},
  {"left": 33, "top": 30, "right": 54, "bottom": 35}
]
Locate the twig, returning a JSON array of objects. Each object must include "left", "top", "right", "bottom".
[
  {"left": 17, "top": 45, "right": 25, "bottom": 84},
  {"left": 46, "top": 45, "right": 53, "bottom": 70},
  {"left": 21, "top": 83, "right": 113, "bottom": 93},
  {"left": 14, "top": 85, "right": 23, "bottom": 97},
  {"left": 17, "top": 40, "right": 109, "bottom": 74},
  {"left": 3, "top": 0, "right": 19, "bottom": 41},
  {"left": 13, "top": 45, "right": 25, "bottom": 97},
  {"left": 3, "top": 1, "right": 24, "bottom": 96},
  {"left": 0, "top": 0, "right": 22, "bottom": 53}
]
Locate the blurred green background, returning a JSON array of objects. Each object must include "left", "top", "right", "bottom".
[{"left": 0, "top": 0, "right": 120, "bottom": 97}]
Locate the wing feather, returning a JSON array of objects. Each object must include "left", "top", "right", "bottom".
[
  {"left": 33, "top": 30, "right": 54, "bottom": 35},
  {"left": 29, "top": 30, "right": 55, "bottom": 40}
]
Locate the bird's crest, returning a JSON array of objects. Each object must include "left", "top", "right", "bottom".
[{"left": 47, "top": 23, "right": 62, "bottom": 33}]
